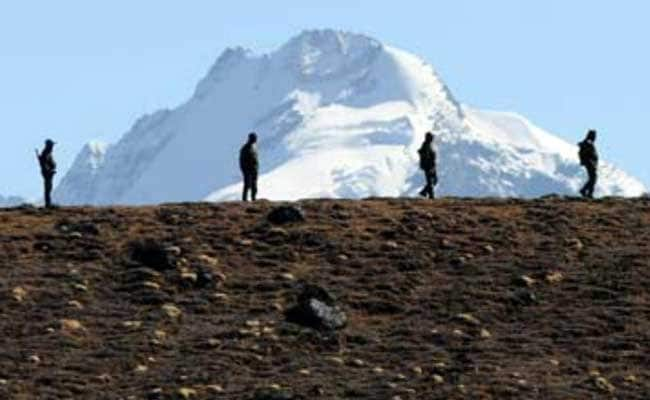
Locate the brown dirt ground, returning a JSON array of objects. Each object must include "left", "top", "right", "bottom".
[{"left": 0, "top": 197, "right": 649, "bottom": 399}]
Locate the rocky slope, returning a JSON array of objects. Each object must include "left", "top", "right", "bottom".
[
  {"left": 0, "top": 195, "right": 25, "bottom": 207},
  {"left": 1, "top": 198, "right": 649, "bottom": 399},
  {"left": 54, "top": 30, "right": 645, "bottom": 205}
]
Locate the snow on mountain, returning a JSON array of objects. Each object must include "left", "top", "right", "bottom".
[{"left": 55, "top": 30, "right": 646, "bottom": 205}]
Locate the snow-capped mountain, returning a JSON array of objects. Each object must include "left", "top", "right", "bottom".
[
  {"left": 55, "top": 30, "right": 646, "bottom": 205},
  {"left": 0, "top": 195, "right": 25, "bottom": 207}
]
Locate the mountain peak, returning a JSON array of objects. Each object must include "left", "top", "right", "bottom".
[{"left": 276, "top": 29, "right": 383, "bottom": 80}]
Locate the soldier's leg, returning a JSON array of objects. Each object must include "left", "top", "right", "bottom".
[
  {"left": 44, "top": 177, "right": 52, "bottom": 208},
  {"left": 242, "top": 173, "right": 250, "bottom": 202},
  {"left": 419, "top": 170, "right": 428, "bottom": 197},
  {"left": 251, "top": 171, "right": 258, "bottom": 202},
  {"left": 580, "top": 167, "right": 589, "bottom": 197},
  {"left": 587, "top": 166, "right": 597, "bottom": 198},
  {"left": 425, "top": 171, "right": 434, "bottom": 199}
]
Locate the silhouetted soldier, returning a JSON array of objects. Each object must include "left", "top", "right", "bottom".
[
  {"left": 36, "top": 139, "right": 57, "bottom": 208},
  {"left": 240, "top": 132, "right": 259, "bottom": 202},
  {"left": 418, "top": 132, "right": 437, "bottom": 199},
  {"left": 578, "top": 130, "right": 599, "bottom": 199}
]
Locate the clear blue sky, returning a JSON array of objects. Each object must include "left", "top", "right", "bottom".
[{"left": 1, "top": 1, "right": 648, "bottom": 198}]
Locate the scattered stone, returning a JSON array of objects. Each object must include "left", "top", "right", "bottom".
[
  {"left": 327, "top": 356, "right": 345, "bottom": 365},
  {"left": 212, "top": 292, "right": 229, "bottom": 301},
  {"left": 298, "top": 369, "right": 310, "bottom": 376},
  {"left": 412, "top": 366, "right": 423, "bottom": 375},
  {"left": 625, "top": 375, "right": 637, "bottom": 383},
  {"left": 198, "top": 254, "right": 219, "bottom": 267},
  {"left": 545, "top": 271, "right": 564, "bottom": 284},
  {"left": 480, "top": 329, "right": 492, "bottom": 339},
  {"left": 177, "top": 387, "right": 197, "bottom": 399},
  {"left": 240, "top": 239, "right": 254, "bottom": 247},
  {"left": 162, "top": 304, "right": 182, "bottom": 319},
  {"left": 483, "top": 244, "right": 495, "bottom": 254},
  {"left": 350, "top": 358, "right": 365, "bottom": 367},
  {"left": 566, "top": 238, "right": 584, "bottom": 251},
  {"left": 251, "top": 387, "right": 295, "bottom": 400},
  {"left": 549, "top": 359, "right": 560, "bottom": 367},
  {"left": 60, "top": 319, "right": 85, "bottom": 333},
  {"left": 267, "top": 206, "right": 305, "bottom": 225},
  {"left": 70, "top": 232, "right": 83, "bottom": 239},
  {"left": 594, "top": 376, "right": 615, "bottom": 393},
  {"left": 516, "top": 275, "right": 536, "bottom": 287},
  {"left": 28, "top": 355, "right": 41, "bottom": 364},
  {"left": 129, "top": 239, "right": 175, "bottom": 271},
  {"left": 373, "top": 367, "right": 385, "bottom": 374},
  {"left": 455, "top": 313, "right": 481, "bottom": 326},
  {"left": 122, "top": 321, "right": 142, "bottom": 329},
  {"left": 395, "top": 373, "right": 407, "bottom": 381},
  {"left": 67, "top": 300, "right": 84, "bottom": 309},
  {"left": 73, "top": 283, "right": 89, "bottom": 292},
  {"left": 147, "top": 388, "right": 163, "bottom": 400},
  {"left": 206, "top": 385, "right": 224, "bottom": 393},
  {"left": 12, "top": 287, "right": 27, "bottom": 302},
  {"left": 280, "top": 273, "right": 295, "bottom": 281},
  {"left": 134, "top": 364, "right": 148, "bottom": 373},
  {"left": 285, "top": 284, "right": 347, "bottom": 331},
  {"left": 165, "top": 246, "right": 182, "bottom": 257},
  {"left": 432, "top": 374, "right": 444, "bottom": 384}
]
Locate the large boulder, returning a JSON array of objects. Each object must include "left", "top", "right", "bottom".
[
  {"left": 285, "top": 284, "right": 347, "bottom": 331},
  {"left": 128, "top": 239, "right": 175, "bottom": 271},
  {"left": 267, "top": 206, "right": 305, "bottom": 225}
]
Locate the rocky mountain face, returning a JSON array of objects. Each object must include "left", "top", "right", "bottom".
[
  {"left": 55, "top": 30, "right": 645, "bottom": 205},
  {"left": 2, "top": 198, "right": 650, "bottom": 398}
]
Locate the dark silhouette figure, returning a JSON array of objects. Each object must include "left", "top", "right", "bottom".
[
  {"left": 239, "top": 133, "right": 259, "bottom": 202},
  {"left": 36, "top": 139, "right": 57, "bottom": 208},
  {"left": 578, "top": 130, "right": 599, "bottom": 199},
  {"left": 418, "top": 132, "right": 438, "bottom": 199}
]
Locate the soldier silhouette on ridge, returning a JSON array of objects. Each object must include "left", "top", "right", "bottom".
[
  {"left": 240, "top": 132, "right": 259, "bottom": 202},
  {"left": 578, "top": 130, "right": 599, "bottom": 199},
  {"left": 418, "top": 132, "right": 438, "bottom": 199},
  {"left": 36, "top": 139, "right": 57, "bottom": 208}
]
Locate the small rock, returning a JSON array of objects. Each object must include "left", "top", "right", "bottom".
[
  {"left": 549, "top": 359, "right": 560, "bottom": 366},
  {"left": 180, "top": 271, "right": 198, "bottom": 284},
  {"left": 327, "top": 356, "right": 345, "bottom": 365},
  {"left": 67, "top": 300, "right": 84, "bottom": 309},
  {"left": 60, "top": 319, "right": 85, "bottom": 333},
  {"left": 267, "top": 206, "right": 305, "bottom": 225},
  {"left": 456, "top": 313, "right": 481, "bottom": 326},
  {"left": 12, "top": 286, "right": 27, "bottom": 302},
  {"left": 212, "top": 292, "right": 229, "bottom": 301},
  {"left": 624, "top": 375, "right": 637, "bottom": 383},
  {"left": 594, "top": 376, "right": 615, "bottom": 393},
  {"left": 177, "top": 387, "right": 197, "bottom": 399},
  {"left": 566, "top": 238, "right": 584, "bottom": 251},
  {"left": 545, "top": 271, "right": 564, "bottom": 284},
  {"left": 483, "top": 244, "right": 495, "bottom": 254},
  {"left": 285, "top": 284, "right": 347, "bottom": 331},
  {"left": 207, "top": 384, "right": 224, "bottom": 393},
  {"left": 239, "top": 239, "right": 254, "bottom": 247},
  {"left": 517, "top": 275, "right": 536, "bottom": 287},
  {"left": 198, "top": 254, "right": 219, "bottom": 267},
  {"left": 395, "top": 373, "right": 407, "bottom": 381},
  {"left": 69, "top": 232, "right": 83, "bottom": 239},
  {"left": 162, "top": 304, "right": 182, "bottom": 319},
  {"left": 350, "top": 359, "right": 365, "bottom": 367},
  {"left": 280, "top": 273, "right": 295, "bottom": 281},
  {"left": 432, "top": 374, "right": 444, "bottom": 384},
  {"left": 73, "top": 283, "right": 89, "bottom": 292},
  {"left": 143, "top": 281, "right": 161, "bottom": 290},
  {"left": 298, "top": 369, "right": 310, "bottom": 376},
  {"left": 412, "top": 366, "right": 423, "bottom": 375},
  {"left": 480, "top": 329, "right": 492, "bottom": 339},
  {"left": 134, "top": 364, "right": 148, "bottom": 373},
  {"left": 28, "top": 355, "right": 41, "bottom": 364},
  {"left": 122, "top": 321, "right": 142, "bottom": 329},
  {"left": 373, "top": 367, "right": 385, "bottom": 374},
  {"left": 245, "top": 320, "right": 261, "bottom": 328},
  {"left": 165, "top": 246, "right": 182, "bottom": 256},
  {"left": 147, "top": 388, "right": 163, "bottom": 400}
]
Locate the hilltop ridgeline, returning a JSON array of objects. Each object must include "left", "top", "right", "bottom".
[{"left": 1, "top": 197, "right": 649, "bottom": 399}]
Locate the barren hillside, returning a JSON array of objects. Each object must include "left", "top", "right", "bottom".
[{"left": 1, "top": 198, "right": 649, "bottom": 399}]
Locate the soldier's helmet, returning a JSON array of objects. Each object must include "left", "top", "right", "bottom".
[
  {"left": 586, "top": 130, "right": 597, "bottom": 141},
  {"left": 248, "top": 132, "right": 258, "bottom": 143},
  {"left": 45, "top": 139, "right": 56, "bottom": 147},
  {"left": 425, "top": 132, "right": 434, "bottom": 141}
]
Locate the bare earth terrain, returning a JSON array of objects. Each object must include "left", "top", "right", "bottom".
[{"left": 0, "top": 198, "right": 649, "bottom": 399}]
